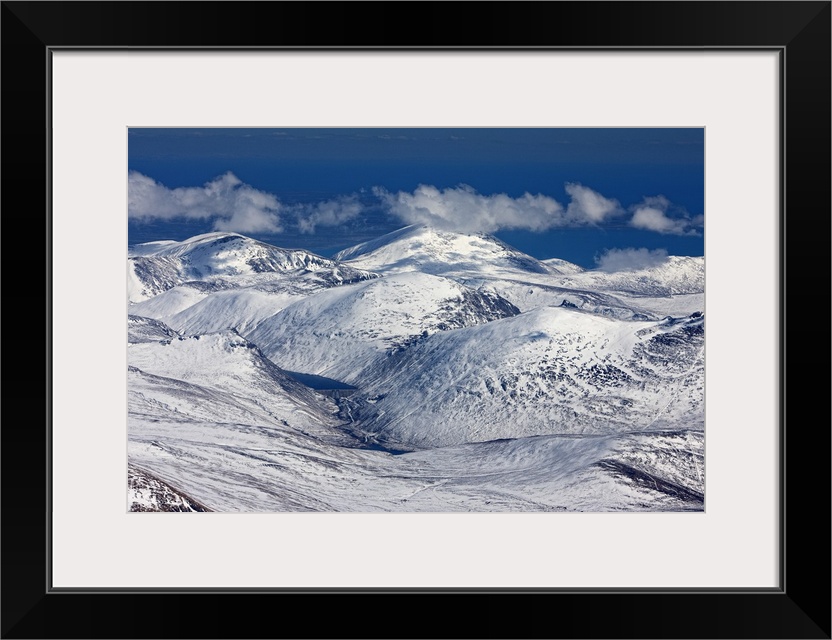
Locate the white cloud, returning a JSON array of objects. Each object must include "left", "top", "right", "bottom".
[
  {"left": 295, "top": 195, "right": 363, "bottom": 234},
  {"left": 373, "top": 184, "right": 565, "bottom": 233},
  {"left": 630, "top": 195, "right": 703, "bottom": 235},
  {"left": 595, "top": 247, "right": 669, "bottom": 272},
  {"left": 564, "top": 183, "right": 623, "bottom": 223},
  {"left": 373, "top": 183, "right": 634, "bottom": 233},
  {"left": 129, "top": 172, "right": 704, "bottom": 240},
  {"left": 128, "top": 171, "right": 283, "bottom": 233}
]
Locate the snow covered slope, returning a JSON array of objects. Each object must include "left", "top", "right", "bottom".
[
  {"left": 334, "top": 225, "right": 701, "bottom": 322},
  {"left": 129, "top": 330, "right": 339, "bottom": 429},
  {"left": 129, "top": 423, "right": 703, "bottom": 512},
  {"left": 334, "top": 224, "right": 569, "bottom": 276},
  {"left": 128, "top": 232, "right": 375, "bottom": 302},
  {"left": 553, "top": 256, "right": 705, "bottom": 297},
  {"left": 131, "top": 232, "right": 337, "bottom": 277},
  {"left": 129, "top": 341, "right": 704, "bottom": 513},
  {"left": 128, "top": 465, "right": 211, "bottom": 512},
  {"left": 341, "top": 307, "right": 704, "bottom": 449},
  {"left": 246, "top": 271, "right": 519, "bottom": 382},
  {"left": 128, "top": 314, "right": 180, "bottom": 343},
  {"left": 454, "top": 278, "right": 658, "bottom": 319},
  {"left": 542, "top": 257, "right": 585, "bottom": 275}
]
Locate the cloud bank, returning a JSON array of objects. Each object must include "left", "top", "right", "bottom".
[
  {"left": 129, "top": 171, "right": 367, "bottom": 235},
  {"left": 630, "top": 195, "right": 703, "bottom": 236},
  {"left": 373, "top": 184, "right": 564, "bottom": 234},
  {"left": 129, "top": 172, "right": 703, "bottom": 240},
  {"left": 295, "top": 195, "right": 363, "bottom": 234},
  {"left": 128, "top": 171, "right": 284, "bottom": 233},
  {"left": 564, "top": 182, "right": 624, "bottom": 223},
  {"left": 595, "top": 247, "right": 669, "bottom": 272},
  {"left": 373, "top": 183, "right": 635, "bottom": 233}
]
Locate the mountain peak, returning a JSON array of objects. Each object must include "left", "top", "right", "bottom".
[
  {"left": 335, "top": 224, "right": 552, "bottom": 276},
  {"left": 128, "top": 232, "right": 347, "bottom": 302}
]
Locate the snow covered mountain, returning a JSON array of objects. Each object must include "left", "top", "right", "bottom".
[
  {"left": 127, "top": 228, "right": 705, "bottom": 512},
  {"left": 333, "top": 224, "right": 702, "bottom": 320},
  {"left": 128, "top": 232, "right": 379, "bottom": 338},
  {"left": 247, "top": 271, "right": 519, "bottom": 382},
  {"left": 552, "top": 256, "right": 705, "bottom": 297},
  {"left": 129, "top": 329, "right": 339, "bottom": 426},
  {"left": 130, "top": 232, "right": 336, "bottom": 277},
  {"left": 340, "top": 307, "right": 703, "bottom": 449},
  {"left": 128, "top": 232, "right": 375, "bottom": 302},
  {"left": 333, "top": 224, "right": 573, "bottom": 276}
]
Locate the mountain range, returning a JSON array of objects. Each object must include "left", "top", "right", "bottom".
[{"left": 127, "top": 224, "right": 705, "bottom": 512}]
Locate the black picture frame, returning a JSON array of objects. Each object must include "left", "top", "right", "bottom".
[{"left": 2, "top": 2, "right": 829, "bottom": 638}]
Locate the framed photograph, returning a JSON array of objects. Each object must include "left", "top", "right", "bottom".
[
  {"left": 125, "top": 124, "right": 708, "bottom": 517},
  {"left": 3, "top": 2, "right": 829, "bottom": 638}
]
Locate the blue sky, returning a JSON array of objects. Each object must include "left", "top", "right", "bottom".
[{"left": 128, "top": 128, "right": 704, "bottom": 269}]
